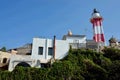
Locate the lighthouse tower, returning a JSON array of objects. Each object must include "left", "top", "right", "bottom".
[{"left": 90, "top": 9, "right": 105, "bottom": 46}]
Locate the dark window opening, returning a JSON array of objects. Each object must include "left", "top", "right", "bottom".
[
  {"left": 41, "top": 63, "right": 51, "bottom": 68},
  {"left": 26, "top": 52, "right": 31, "bottom": 55},
  {"left": 48, "top": 47, "right": 53, "bottom": 55},
  {"left": 38, "top": 47, "right": 43, "bottom": 55},
  {"left": 3, "top": 58, "right": 7, "bottom": 63}
]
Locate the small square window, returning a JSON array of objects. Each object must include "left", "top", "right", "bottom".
[
  {"left": 38, "top": 47, "right": 43, "bottom": 55},
  {"left": 48, "top": 47, "right": 53, "bottom": 55}
]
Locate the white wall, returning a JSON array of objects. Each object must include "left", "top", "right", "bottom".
[
  {"left": 65, "top": 36, "right": 86, "bottom": 44},
  {"left": 8, "top": 55, "right": 34, "bottom": 71},
  {"left": 55, "top": 40, "right": 69, "bottom": 59},
  {"left": 8, "top": 36, "right": 86, "bottom": 71},
  {"left": 31, "top": 38, "right": 46, "bottom": 60},
  {"left": 31, "top": 38, "right": 69, "bottom": 61}
]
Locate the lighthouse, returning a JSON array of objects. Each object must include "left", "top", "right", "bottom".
[{"left": 90, "top": 9, "right": 105, "bottom": 46}]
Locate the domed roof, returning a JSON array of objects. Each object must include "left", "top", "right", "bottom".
[
  {"left": 92, "top": 8, "right": 101, "bottom": 18},
  {"left": 67, "top": 30, "right": 72, "bottom": 36},
  {"left": 109, "top": 36, "right": 117, "bottom": 43},
  {"left": 93, "top": 8, "right": 99, "bottom": 13}
]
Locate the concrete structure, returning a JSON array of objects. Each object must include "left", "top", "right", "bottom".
[
  {"left": 63, "top": 31, "right": 86, "bottom": 49},
  {"left": 108, "top": 36, "right": 120, "bottom": 49},
  {"left": 109, "top": 36, "right": 119, "bottom": 47},
  {"left": 8, "top": 9, "right": 104, "bottom": 71},
  {"left": 0, "top": 51, "right": 11, "bottom": 67},
  {"left": 8, "top": 43, "right": 32, "bottom": 55},
  {"left": 31, "top": 37, "right": 69, "bottom": 62},
  {"left": 8, "top": 55, "right": 40, "bottom": 71},
  {"left": 10, "top": 49, "right": 18, "bottom": 54},
  {"left": 90, "top": 9, "right": 105, "bottom": 46},
  {"left": 8, "top": 37, "right": 69, "bottom": 71},
  {"left": 86, "top": 40, "right": 98, "bottom": 49},
  {"left": 9, "top": 33, "right": 87, "bottom": 71},
  {"left": 8, "top": 30, "right": 100, "bottom": 71}
]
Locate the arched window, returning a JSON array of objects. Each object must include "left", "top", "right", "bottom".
[{"left": 3, "top": 58, "right": 7, "bottom": 63}]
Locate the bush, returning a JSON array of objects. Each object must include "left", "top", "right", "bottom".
[
  {"left": 0, "top": 48, "right": 120, "bottom": 80},
  {"left": 107, "top": 60, "right": 120, "bottom": 80},
  {"left": 103, "top": 47, "right": 120, "bottom": 60}
]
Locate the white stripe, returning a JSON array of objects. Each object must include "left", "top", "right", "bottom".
[
  {"left": 94, "top": 26, "right": 97, "bottom": 34},
  {"left": 97, "top": 26, "right": 101, "bottom": 34},
  {"left": 94, "top": 26, "right": 104, "bottom": 34}
]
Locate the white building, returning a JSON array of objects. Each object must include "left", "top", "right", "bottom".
[
  {"left": 8, "top": 36, "right": 69, "bottom": 71},
  {"left": 31, "top": 37, "right": 69, "bottom": 62},
  {"left": 63, "top": 30, "right": 86, "bottom": 49},
  {"left": 8, "top": 31, "right": 87, "bottom": 71}
]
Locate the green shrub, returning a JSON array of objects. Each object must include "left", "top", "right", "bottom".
[{"left": 0, "top": 48, "right": 120, "bottom": 80}]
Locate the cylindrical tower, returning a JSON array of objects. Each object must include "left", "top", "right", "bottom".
[{"left": 90, "top": 9, "right": 105, "bottom": 46}]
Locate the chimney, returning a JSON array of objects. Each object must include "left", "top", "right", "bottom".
[{"left": 53, "top": 35, "right": 56, "bottom": 59}]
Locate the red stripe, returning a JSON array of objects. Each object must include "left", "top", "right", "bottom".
[
  {"left": 92, "top": 18, "right": 105, "bottom": 43},
  {"left": 99, "top": 21, "right": 102, "bottom": 26},
  {"left": 96, "top": 21, "right": 99, "bottom": 26},
  {"left": 94, "top": 34, "right": 105, "bottom": 42},
  {"left": 92, "top": 19, "right": 102, "bottom": 27},
  {"left": 97, "top": 34, "right": 100, "bottom": 42},
  {"left": 93, "top": 23, "right": 94, "bottom": 27},
  {"left": 93, "top": 34, "right": 98, "bottom": 42},
  {"left": 101, "top": 34, "right": 105, "bottom": 42}
]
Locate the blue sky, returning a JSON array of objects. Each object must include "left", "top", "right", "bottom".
[{"left": 0, "top": 0, "right": 120, "bottom": 49}]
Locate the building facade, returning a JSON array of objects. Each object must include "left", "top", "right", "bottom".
[
  {"left": 0, "top": 51, "right": 11, "bottom": 68},
  {"left": 62, "top": 30, "right": 86, "bottom": 49},
  {"left": 31, "top": 37, "right": 69, "bottom": 62},
  {"left": 63, "top": 35, "right": 86, "bottom": 49},
  {"left": 8, "top": 9, "right": 104, "bottom": 71}
]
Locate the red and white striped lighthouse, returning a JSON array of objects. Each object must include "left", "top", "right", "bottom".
[{"left": 90, "top": 9, "right": 105, "bottom": 45}]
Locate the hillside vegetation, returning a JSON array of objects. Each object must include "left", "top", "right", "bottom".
[{"left": 1, "top": 47, "right": 120, "bottom": 80}]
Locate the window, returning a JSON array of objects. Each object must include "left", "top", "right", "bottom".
[
  {"left": 3, "top": 58, "right": 7, "bottom": 63},
  {"left": 38, "top": 47, "right": 43, "bottom": 55},
  {"left": 48, "top": 47, "right": 53, "bottom": 55},
  {"left": 73, "top": 40, "right": 79, "bottom": 43}
]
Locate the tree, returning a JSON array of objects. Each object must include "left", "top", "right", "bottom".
[
  {"left": 0, "top": 47, "right": 7, "bottom": 52},
  {"left": 103, "top": 47, "right": 120, "bottom": 60},
  {"left": 107, "top": 60, "right": 120, "bottom": 80},
  {"left": 49, "top": 61, "right": 74, "bottom": 80},
  {"left": 82, "top": 59, "right": 107, "bottom": 80}
]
